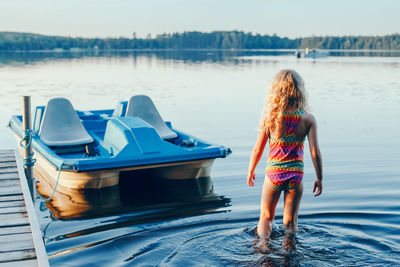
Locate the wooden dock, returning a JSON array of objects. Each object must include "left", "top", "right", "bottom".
[{"left": 0, "top": 149, "right": 49, "bottom": 267}]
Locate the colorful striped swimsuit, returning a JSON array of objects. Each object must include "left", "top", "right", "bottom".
[{"left": 266, "top": 110, "right": 305, "bottom": 191}]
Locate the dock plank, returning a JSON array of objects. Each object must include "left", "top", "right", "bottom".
[
  {"left": 0, "top": 250, "right": 36, "bottom": 263},
  {"left": 0, "top": 187, "right": 24, "bottom": 196},
  {"left": 0, "top": 206, "right": 27, "bottom": 214},
  {"left": 0, "top": 200, "right": 26, "bottom": 208},
  {"left": 0, "top": 180, "right": 22, "bottom": 188},
  {"left": 0, "top": 259, "right": 38, "bottom": 267},
  {"left": 0, "top": 225, "right": 32, "bottom": 236},
  {"left": 0, "top": 157, "right": 16, "bottom": 162},
  {"left": 0, "top": 232, "right": 35, "bottom": 245},
  {"left": 0, "top": 158, "right": 16, "bottom": 163},
  {"left": 0, "top": 151, "right": 14, "bottom": 157},
  {"left": 0, "top": 172, "right": 19, "bottom": 180},
  {"left": 0, "top": 159, "right": 15, "bottom": 163},
  {"left": 0, "top": 167, "right": 19, "bottom": 174},
  {"left": 0, "top": 195, "right": 24, "bottom": 202},
  {"left": 0, "top": 162, "right": 17, "bottom": 168},
  {"left": 0, "top": 239, "right": 35, "bottom": 252},
  {"left": 0, "top": 213, "right": 30, "bottom": 227}
]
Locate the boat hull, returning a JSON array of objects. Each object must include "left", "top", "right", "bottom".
[{"left": 17, "top": 145, "right": 215, "bottom": 189}]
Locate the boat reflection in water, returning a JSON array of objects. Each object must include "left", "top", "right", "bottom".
[{"left": 34, "top": 168, "right": 231, "bottom": 221}]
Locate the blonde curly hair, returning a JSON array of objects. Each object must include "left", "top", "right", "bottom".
[{"left": 259, "top": 69, "right": 308, "bottom": 139}]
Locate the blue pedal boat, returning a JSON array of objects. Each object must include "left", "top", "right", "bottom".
[{"left": 9, "top": 95, "right": 231, "bottom": 189}]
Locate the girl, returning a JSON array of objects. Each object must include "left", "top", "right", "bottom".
[{"left": 247, "top": 69, "right": 323, "bottom": 238}]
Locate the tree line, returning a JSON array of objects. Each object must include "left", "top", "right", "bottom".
[{"left": 0, "top": 31, "right": 399, "bottom": 51}]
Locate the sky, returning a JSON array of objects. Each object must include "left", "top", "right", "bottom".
[{"left": 0, "top": 0, "right": 399, "bottom": 38}]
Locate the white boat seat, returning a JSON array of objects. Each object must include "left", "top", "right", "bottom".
[
  {"left": 125, "top": 95, "right": 178, "bottom": 140},
  {"left": 39, "top": 98, "right": 94, "bottom": 146}
]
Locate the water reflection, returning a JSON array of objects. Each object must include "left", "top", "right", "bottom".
[
  {"left": 34, "top": 168, "right": 230, "bottom": 221},
  {"left": 1, "top": 50, "right": 399, "bottom": 67},
  {"left": 0, "top": 50, "right": 293, "bottom": 66}
]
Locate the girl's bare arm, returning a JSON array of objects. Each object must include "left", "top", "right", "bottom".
[
  {"left": 247, "top": 127, "right": 269, "bottom": 187},
  {"left": 307, "top": 115, "right": 323, "bottom": 196}
]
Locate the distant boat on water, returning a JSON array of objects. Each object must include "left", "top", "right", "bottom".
[{"left": 295, "top": 48, "right": 329, "bottom": 58}]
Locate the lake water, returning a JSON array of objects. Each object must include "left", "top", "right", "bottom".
[{"left": 1, "top": 50, "right": 400, "bottom": 266}]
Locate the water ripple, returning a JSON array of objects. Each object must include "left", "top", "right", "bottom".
[{"left": 47, "top": 211, "right": 400, "bottom": 266}]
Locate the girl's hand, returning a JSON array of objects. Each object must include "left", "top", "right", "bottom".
[
  {"left": 313, "top": 179, "right": 323, "bottom": 197},
  {"left": 247, "top": 172, "right": 255, "bottom": 187}
]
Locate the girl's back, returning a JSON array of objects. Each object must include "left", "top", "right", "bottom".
[{"left": 266, "top": 110, "right": 305, "bottom": 179}]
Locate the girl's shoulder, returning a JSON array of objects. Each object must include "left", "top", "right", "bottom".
[
  {"left": 301, "top": 112, "right": 317, "bottom": 126},
  {"left": 302, "top": 111, "right": 314, "bottom": 118}
]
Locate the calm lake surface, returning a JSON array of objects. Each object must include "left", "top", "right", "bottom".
[{"left": 1, "top": 50, "right": 400, "bottom": 266}]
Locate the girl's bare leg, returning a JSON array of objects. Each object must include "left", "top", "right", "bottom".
[
  {"left": 282, "top": 182, "right": 303, "bottom": 233},
  {"left": 257, "top": 177, "right": 281, "bottom": 239}
]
